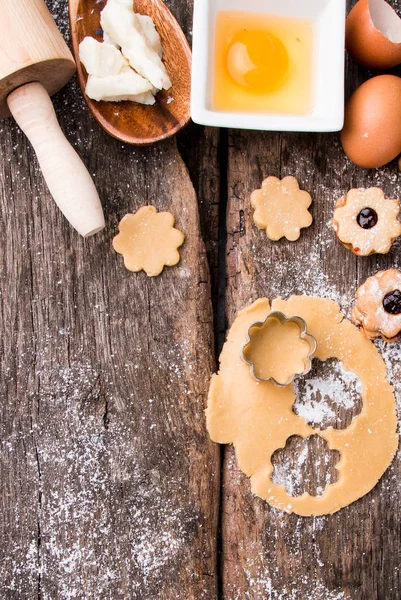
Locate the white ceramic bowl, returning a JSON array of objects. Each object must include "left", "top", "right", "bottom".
[{"left": 191, "top": 0, "right": 346, "bottom": 132}]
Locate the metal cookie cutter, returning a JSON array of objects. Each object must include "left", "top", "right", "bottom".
[{"left": 241, "top": 311, "right": 317, "bottom": 387}]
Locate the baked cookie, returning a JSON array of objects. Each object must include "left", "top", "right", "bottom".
[
  {"left": 353, "top": 269, "right": 401, "bottom": 342},
  {"left": 333, "top": 188, "right": 401, "bottom": 256},
  {"left": 251, "top": 175, "right": 313, "bottom": 241},
  {"left": 113, "top": 205, "right": 185, "bottom": 276}
]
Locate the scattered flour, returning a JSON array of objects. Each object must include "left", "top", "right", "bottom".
[
  {"left": 271, "top": 435, "right": 340, "bottom": 498},
  {"left": 225, "top": 132, "right": 401, "bottom": 598},
  {"left": 3, "top": 3, "right": 399, "bottom": 599},
  {"left": 293, "top": 358, "right": 362, "bottom": 430},
  {"left": 1, "top": 360, "right": 199, "bottom": 599},
  {"left": 242, "top": 558, "right": 352, "bottom": 600}
]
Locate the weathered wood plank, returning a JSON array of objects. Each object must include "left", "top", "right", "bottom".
[
  {"left": 178, "top": 123, "right": 222, "bottom": 334},
  {"left": 0, "top": 1, "right": 219, "bottom": 598},
  {"left": 222, "top": 1, "right": 401, "bottom": 598}
]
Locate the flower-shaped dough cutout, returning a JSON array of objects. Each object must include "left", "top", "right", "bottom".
[
  {"left": 113, "top": 206, "right": 185, "bottom": 276},
  {"left": 333, "top": 188, "right": 401, "bottom": 256},
  {"left": 251, "top": 176, "right": 313, "bottom": 241},
  {"left": 241, "top": 312, "right": 316, "bottom": 386},
  {"left": 353, "top": 269, "right": 401, "bottom": 342}
]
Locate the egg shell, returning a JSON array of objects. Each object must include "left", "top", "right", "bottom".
[
  {"left": 346, "top": 0, "right": 401, "bottom": 69},
  {"left": 341, "top": 75, "right": 401, "bottom": 169}
]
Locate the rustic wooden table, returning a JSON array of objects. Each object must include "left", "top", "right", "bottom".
[{"left": 1, "top": 1, "right": 400, "bottom": 598}]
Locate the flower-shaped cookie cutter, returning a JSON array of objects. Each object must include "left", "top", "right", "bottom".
[{"left": 241, "top": 311, "right": 317, "bottom": 387}]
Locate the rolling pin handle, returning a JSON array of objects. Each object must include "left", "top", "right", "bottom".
[{"left": 7, "top": 82, "right": 105, "bottom": 237}]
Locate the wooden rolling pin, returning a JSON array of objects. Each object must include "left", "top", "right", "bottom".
[{"left": 0, "top": 0, "right": 105, "bottom": 237}]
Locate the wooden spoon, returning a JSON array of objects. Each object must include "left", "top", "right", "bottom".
[{"left": 68, "top": 0, "right": 191, "bottom": 145}]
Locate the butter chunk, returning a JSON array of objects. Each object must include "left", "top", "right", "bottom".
[
  {"left": 136, "top": 14, "right": 163, "bottom": 58},
  {"left": 85, "top": 68, "right": 154, "bottom": 103},
  {"left": 101, "top": 2, "right": 171, "bottom": 90},
  {"left": 103, "top": 30, "right": 119, "bottom": 48},
  {"left": 79, "top": 37, "right": 127, "bottom": 77}
]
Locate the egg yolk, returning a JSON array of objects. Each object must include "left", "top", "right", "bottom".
[{"left": 226, "top": 30, "right": 289, "bottom": 93}]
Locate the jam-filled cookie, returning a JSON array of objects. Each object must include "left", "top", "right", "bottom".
[
  {"left": 353, "top": 269, "right": 401, "bottom": 342},
  {"left": 333, "top": 188, "right": 401, "bottom": 256}
]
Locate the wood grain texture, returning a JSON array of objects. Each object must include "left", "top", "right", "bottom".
[
  {"left": 69, "top": 0, "right": 191, "bottom": 145},
  {"left": 0, "top": 0, "right": 76, "bottom": 117},
  {"left": 177, "top": 123, "right": 222, "bottom": 338},
  {"left": 0, "top": 1, "right": 219, "bottom": 598},
  {"left": 221, "top": 2, "right": 401, "bottom": 598},
  {"left": 2, "top": 0, "right": 401, "bottom": 598}
]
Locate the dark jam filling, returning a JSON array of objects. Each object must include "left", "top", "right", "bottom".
[
  {"left": 357, "top": 207, "right": 378, "bottom": 229},
  {"left": 383, "top": 290, "right": 401, "bottom": 315}
]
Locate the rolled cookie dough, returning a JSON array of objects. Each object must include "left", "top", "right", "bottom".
[{"left": 207, "top": 296, "right": 398, "bottom": 516}]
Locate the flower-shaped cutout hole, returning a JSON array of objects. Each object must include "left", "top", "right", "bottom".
[
  {"left": 293, "top": 358, "right": 363, "bottom": 431},
  {"left": 242, "top": 312, "right": 316, "bottom": 386},
  {"left": 113, "top": 206, "right": 185, "bottom": 277},
  {"left": 271, "top": 435, "right": 341, "bottom": 498},
  {"left": 251, "top": 175, "right": 313, "bottom": 241}
]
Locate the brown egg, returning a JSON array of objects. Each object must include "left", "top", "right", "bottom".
[
  {"left": 346, "top": 0, "right": 401, "bottom": 69},
  {"left": 341, "top": 75, "right": 401, "bottom": 168}
]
